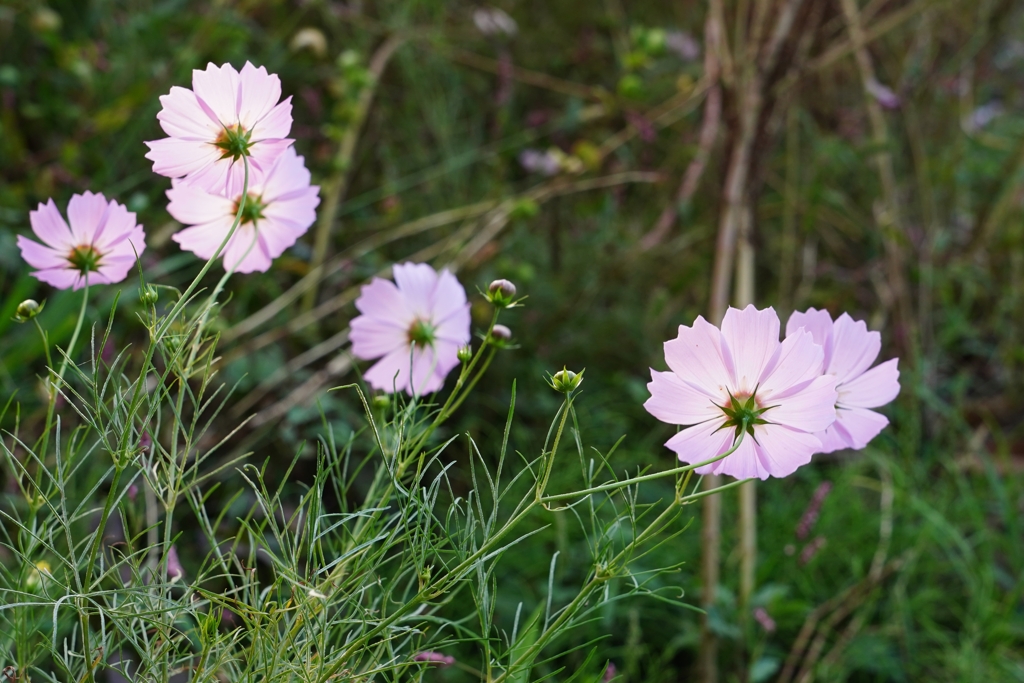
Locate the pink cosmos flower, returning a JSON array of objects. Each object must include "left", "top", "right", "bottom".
[
  {"left": 166, "top": 147, "right": 320, "bottom": 273},
  {"left": 17, "top": 192, "right": 146, "bottom": 290},
  {"left": 644, "top": 305, "right": 838, "bottom": 480},
  {"left": 145, "top": 62, "right": 293, "bottom": 194},
  {"left": 350, "top": 263, "right": 471, "bottom": 396},
  {"left": 786, "top": 309, "right": 900, "bottom": 453}
]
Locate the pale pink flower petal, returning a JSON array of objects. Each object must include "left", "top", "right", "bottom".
[
  {"left": 191, "top": 62, "right": 241, "bottom": 126},
  {"left": 721, "top": 304, "right": 780, "bottom": 393},
  {"left": 784, "top": 307, "right": 834, "bottom": 362},
  {"left": 431, "top": 268, "right": 470, "bottom": 324},
  {"left": 436, "top": 306, "right": 472, "bottom": 344},
  {"left": 765, "top": 375, "right": 840, "bottom": 434},
  {"left": 67, "top": 192, "right": 111, "bottom": 244},
  {"left": 146, "top": 61, "right": 294, "bottom": 188},
  {"left": 155, "top": 86, "right": 221, "bottom": 139},
  {"left": 644, "top": 370, "right": 721, "bottom": 425},
  {"left": 350, "top": 315, "right": 408, "bottom": 358},
  {"left": 664, "top": 418, "right": 732, "bottom": 472},
  {"left": 221, "top": 226, "right": 272, "bottom": 274},
  {"left": 170, "top": 217, "right": 237, "bottom": 260},
  {"left": 363, "top": 346, "right": 415, "bottom": 394},
  {"left": 648, "top": 305, "right": 838, "bottom": 479},
  {"left": 16, "top": 237, "right": 66, "bottom": 271},
  {"left": 785, "top": 309, "right": 900, "bottom": 452},
  {"left": 662, "top": 316, "right": 733, "bottom": 401},
  {"left": 29, "top": 199, "right": 74, "bottom": 249},
  {"left": 354, "top": 278, "right": 413, "bottom": 321},
  {"left": 394, "top": 263, "right": 441, "bottom": 319},
  {"left": 828, "top": 314, "right": 882, "bottom": 384},
  {"left": 351, "top": 263, "right": 471, "bottom": 396},
  {"left": 750, "top": 424, "right": 821, "bottom": 478},
  {"left": 758, "top": 329, "right": 824, "bottom": 399},
  {"left": 167, "top": 147, "right": 319, "bottom": 272},
  {"left": 238, "top": 62, "right": 283, "bottom": 130},
  {"left": 839, "top": 358, "right": 900, "bottom": 408},
  {"left": 18, "top": 193, "right": 145, "bottom": 291},
  {"left": 821, "top": 406, "right": 890, "bottom": 452},
  {"left": 145, "top": 137, "right": 222, "bottom": 179}
]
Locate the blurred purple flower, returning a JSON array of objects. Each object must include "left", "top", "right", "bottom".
[
  {"left": 166, "top": 546, "right": 184, "bottom": 582},
  {"left": 968, "top": 101, "right": 1004, "bottom": 131},
  {"left": 753, "top": 607, "right": 777, "bottom": 633},
  {"left": 518, "top": 149, "right": 560, "bottom": 176},
  {"left": 473, "top": 8, "right": 517, "bottom": 38},
  {"left": 796, "top": 481, "right": 832, "bottom": 540},
  {"left": 799, "top": 536, "right": 827, "bottom": 565},
  {"left": 666, "top": 30, "right": 701, "bottom": 61},
  {"left": 413, "top": 651, "right": 455, "bottom": 667},
  {"left": 603, "top": 662, "right": 617, "bottom": 682},
  {"left": 865, "top": 78, "right": 900, "bottom": 110}
]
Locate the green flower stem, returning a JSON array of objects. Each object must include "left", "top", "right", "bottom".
[
  {"left": 406, "top": 308, "right": 501, "bottom": 477},
  {"left": 34, "top": 279, "right": 89, "bottom": 462},
  {"left": 535, "top": 394, "right": 573, "bottom": 502},
  {"left": 538, "top": 430, "right": 747, "bottom": 504},
  {"left": 78, "top": 161, "right": 251, "bottom": 683}
]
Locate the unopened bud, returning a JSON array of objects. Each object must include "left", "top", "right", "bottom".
[
  {"left": 25, "top": 560, "right": 51, "bottom": 591},
  {"left": 372, "top": 394, "right": 391, "bottom": 411},
  {"left": 486, "top": 279, "right": 517, "bottom": 307},
  {"left": 489, "top": 324, "right": 512, "bottom": 342},
  {"left": 140, "top": 285, "right": 159, "bottom": 306},
  {"left": 549, "top": 367, "right": 584, "bottom": 393},
  {"left": 14, "top": 299, "right": 42, "bottom": 322},
  {"left": 457, "top": 345, "right": 473, "bottom": 362}
]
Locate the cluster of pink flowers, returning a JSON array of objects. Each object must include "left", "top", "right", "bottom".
[
  {"left": 13, "top": 58, "right": 900, "bottom": 480},
  {"left": 17, "top": 62, "right": 318, "bottom": 288},
  {"left": 644, "top": 305, "right": 900, "bottom": 480}
]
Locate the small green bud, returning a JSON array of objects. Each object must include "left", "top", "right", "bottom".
[
  {"left": 549, "top": 367, "right": 584, "bottom": 394},
  {"left": 25, "top": 560, "right": 51, "bottom": 591},
  {"left": 457, "top": 345, "right": 473, "bottom": 362},
  {"left": 14, "top": 299, "right": 42, "bottom": 322},
  {"left": 486, "top": 279, "right": 517, "bottom": 307},
  {"left": 140, "top": 285, "right": 159, "bottom": 306},
  {"left": 371, "top": 394, "right": 391, "bottom": 411}
]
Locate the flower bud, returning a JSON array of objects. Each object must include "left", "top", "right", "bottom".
[
  {"left": 25, "top": 560, "right": 51, "bottom": 591},
  {"left": 489, "top": 324, "right": 512, "bottom": 342},
  {"left": 140, "top": 285, "right": 159, "bottom": 306},
  {"left": 549, "top": 367, "right": 584, "bottom": 394},
  {"left": 457, "top": 345, "right": 473, "bottom": 362},
  {"left": 371, "top": 394, "right": 391, "bottom": 411},
  {"left": 486, "top": 279, "right": 517, "bottom": 307},
  {"left": 14, "top": 299, "right": 42, "bottom": 322}
]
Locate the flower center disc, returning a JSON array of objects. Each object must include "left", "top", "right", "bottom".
[
  {"left": 719, "top": 391, "right": 773, "bottom": 439},
  {"left": 407, "top": 319, "right": 436, "bottom": 347},
  {"left": 215, "top": 124, "right": 253, "bottom": 160},
  {"left": 233, "top": 193, "right": 266, "bottom": 226},
  {"left": 67, "top": 244, "right": 102, "bottom": 274}
]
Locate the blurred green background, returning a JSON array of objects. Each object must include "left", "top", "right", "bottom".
[{"left": 2, "top": 0, "right": 1024, "bottom": 680}]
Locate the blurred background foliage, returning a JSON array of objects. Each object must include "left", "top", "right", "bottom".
[{"left": 2, "top": 0, "right": 1024, "bottom": 680}]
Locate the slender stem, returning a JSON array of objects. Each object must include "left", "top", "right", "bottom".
[
  {"left": 539, "top": 430, "right": 746, "bottom": 503},
  {"left": 35, "top": 281, "right": 90, "bottom": 459}
]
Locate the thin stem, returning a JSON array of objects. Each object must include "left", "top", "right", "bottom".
[
  {"left": 35, "top": 280, "right": 89, "bottom": 459},
  {"left": 539, "top": 430, "right": 746, "bottom": 503}
]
